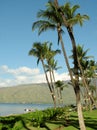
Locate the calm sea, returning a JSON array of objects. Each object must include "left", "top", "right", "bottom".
[{"left": 0, "top": 103, "right": 53, "bottom": 116}]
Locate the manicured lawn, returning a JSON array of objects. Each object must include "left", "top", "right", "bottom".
[{"left": 0, "top": 108, "right": 97, "bottom": 130}]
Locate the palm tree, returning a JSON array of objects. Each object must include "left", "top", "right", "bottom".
[
  {"left": 32, "top": 1, "right": 75, "bottom": 107},
  {"left": 54, "top": 1, "right": 89, "bottom": 130},
  {"left": 44, "top": 42, "right": 61, "bottom": 106},
  {"left": 76, "top": 45, "right": 97, "bottom": 108},
  {"left": 29, "top": 41, "right": 56, "bottom": 107},
  {"left": 85, "top": 60, "right": 97, "bottom": 107},
  {"left": 89, "top": 61, "right": 97, "bottom": 101},
  {"left": 55, "top": 80, "right": 67, "bottom": 106},
  {"left": 32, "top": 1, "right": 89, "bottom": 129},
  {"left": 32, "top": 1, "right": 74, "bottom": 84},
  {"left": 70, "top": 44, "right": 96, "bottom": 110},
  {"left": 47, "top": 58, "right": 62, "bottom": 105}
]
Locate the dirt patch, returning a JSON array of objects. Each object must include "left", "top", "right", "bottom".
[{"left": 54, "top": 125, "right": 64, "bottom": 130}]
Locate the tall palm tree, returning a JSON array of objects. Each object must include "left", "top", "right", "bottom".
[
  {"left": 32, "top": 1, "right": 74, "bottom": 84},
  {"left": 32, "top": 1, "right": 89, "bottom": 129},
  {"left": 54, "top": 1, "right": 89, "bottom": 130},
  {"left": 32, "top": 1, "right": 75, "bottom": 107},
  {"left": 29, "top": 41, "right": 56, "bottom": 107}
]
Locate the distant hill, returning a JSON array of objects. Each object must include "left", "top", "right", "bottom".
[{"left": 0, "top": 83, "right": 76, "bottom": 105}]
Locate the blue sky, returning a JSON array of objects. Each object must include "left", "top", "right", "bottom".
[{"left": 0, "top": 0, "right": 97, "bottom": 87}]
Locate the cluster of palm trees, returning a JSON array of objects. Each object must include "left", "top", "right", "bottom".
[
  {"left": 70, "top": 44, "right": 97, "bottom": 110},
  {"left": 29, "top": 1, "right": 97, "bottom": 130},
  {"left": 29, "top": 41, "right": 63, "bottom": 108}
]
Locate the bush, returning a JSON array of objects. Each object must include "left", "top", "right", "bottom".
[
  {"left": 31, "top": 107, "right": 70, "bottom": 128},
  {"left": 32, "top": 110, "right": 45, "bottom": 128}
]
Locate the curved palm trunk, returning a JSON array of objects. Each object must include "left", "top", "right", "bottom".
[
  {"left": 58, "top": 31, "right": 74, "bottom": 84},
  {"left": 58, "top": 30, "right": 75, "bottom": 106},
  {"left": 41, "top": 59, "right": 56, "bottom": 108},
  {"left": 49, "top": 67, "right": 56, "bottom": 107},
  {"left": 67, "top": 27, "right": 86, "bottom": 130},
  {"left": 54, "top": 1, "right": 86, "bottom": 129},
  {"left": 49, "top": 68, "right": 55, "bottom": 92},
  {"left": 58, "top": 29, "right": 86, "bottom": 129},
  {"left": 53, "top": 1, "right": 86, "bottom": 129},
  {"left": 52, "top": 70, "right": 60, "bottom": 106}
]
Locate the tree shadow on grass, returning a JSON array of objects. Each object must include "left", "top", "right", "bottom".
[
  {"left": 68, "top": 114, "right": 97, "bottom": 129},
  {"left": 42, "top": 124, "right": 51, "bottom": 130},
  {"left": 85, "top": 117, "right": 97, "bottom": 130},
  {"left": 47, "top": 117, "right": 80, "bottom": 130},
  {"left": 67, "top": 115, "right": 80, "bottom": 129},
  {"left": 68, "top": 113, "right": 97, "bottom": 130},
  {"left": 0, "top": 116, "right": 32, "bottom": 130}
]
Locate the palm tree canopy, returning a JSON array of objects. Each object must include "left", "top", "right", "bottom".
[
  {"left": 70, "top": 44, "right": 93, "bottom": 60},
  {"left": 37, "top": 1, "right": 63, "bottom": 25},
  {"left": 29, "top": 42, "right": 49, "bottom": 65},
  {"left": 85, "top": 60, "right": 97, "bottom": 78},
  {"left": 55, "top": 80, "right": 67, "bottom": 90},
  {"left": 61, "top": 2, "right": 89, "bottom": 27},
  {"left": 77, "top": 44, "right": 93, "bottom": 60},
  {"left": 32, "top": 20, "right": 56, "bottom": 35},
  {"left": 32, "top": 1, "right": 64, "bottom": 36},
  {"left": 69, "top": 44, "right": 94, "bottom": 75}
]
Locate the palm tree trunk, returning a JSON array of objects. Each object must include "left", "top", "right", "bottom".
[
  {"left": 73, "top": 81, "right": 86, "bottom": 130},
  {"left": 52, "top": 70, "right": 60, "bottom": 106},
  {"left": 67, "top": 27, "right": 86, "bottom": 130},
  {"left": 49, "top": 68, "right": 56, "bottom": 107},
  {"left": 71, "top": 71, "right": 86, "bottom": 130},
  {"left": 54, "top": 1, "right": 86, "bottom": 129},
  {"left": 41, "top": 59, "right": 56, "bottom": 108},
  {"left": 59, "top": 23, "right": 86, "bottom": 130},
  {"left": 58, "top": 30, "right": 74, "bottom": 84}
]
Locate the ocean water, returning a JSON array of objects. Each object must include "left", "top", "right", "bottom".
[{"left": 0, "top": 103, "right": 53, "bottom": 116}]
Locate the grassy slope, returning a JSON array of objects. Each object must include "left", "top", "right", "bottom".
[{"left": 0, "top": 83, "right": 76, "bottom": 104}]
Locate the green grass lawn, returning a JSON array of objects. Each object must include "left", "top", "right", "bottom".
[{"left": 0, "top": 108, "right": 97, "bottom": 130}]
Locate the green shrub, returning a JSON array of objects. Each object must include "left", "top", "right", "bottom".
[
  {"left": 13, "top": 120, "right": 26, "bottom": 130},
  {"left": 32, "top": 110, "right": 45, "bottom": 128}
]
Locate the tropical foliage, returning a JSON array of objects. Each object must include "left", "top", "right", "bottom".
[
  {"left": 29, "top": 41, "right": 61, "bottom": 107},
  {"left": 29, "top": 0, "right": 97, "bottom": 130},
  {"left": 0, "top": 108, "right": 97, "bottom": 130}
]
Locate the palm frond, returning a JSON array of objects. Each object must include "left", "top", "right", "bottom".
[
  {"left": 32, "top": 20, "right": 56, "bottom": 35},
  {"left": 71, "top": 5, "right": 80, "bottom": 16}
]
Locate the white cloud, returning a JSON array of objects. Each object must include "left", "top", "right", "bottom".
[
  {"left": 0, "top": 65, "right": 70, "bottom": 87},
  {"left": 0, "top": 65, "right": 39, "bottom": 75},
  {"left": 54, "top": 71, "right": 70, "bottom": 81}
]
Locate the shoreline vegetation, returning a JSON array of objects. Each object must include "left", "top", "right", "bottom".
[{"left": 0, "top": 106, "right": 97, "bottom": 130}]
